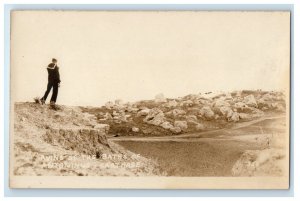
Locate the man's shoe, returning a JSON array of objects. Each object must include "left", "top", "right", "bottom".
[
  {"left": 50, "top": 101, "right": 57, "bottom": 110},
  {"left": 40, "top": 98, "right": 45, "bottom": 105},
  {"left": 34, "top": 97, "right": 41, "bottom": 104}
]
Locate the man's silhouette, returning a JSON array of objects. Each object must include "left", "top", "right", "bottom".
[{"left": 40, "top": 58, "right": 61, "bottom": 107}]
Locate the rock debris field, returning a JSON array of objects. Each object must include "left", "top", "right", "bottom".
[{"left": 13, "top": 90, "right": 288, "bottom": 176}]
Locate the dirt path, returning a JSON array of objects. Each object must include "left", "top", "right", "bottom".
[{"left": 109, "top": 115, "right": 285, "bottom": 142}]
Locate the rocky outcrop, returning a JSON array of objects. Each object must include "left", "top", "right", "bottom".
[
  {"left": 163, "top": 100, "right": 178, "bottom": 108},
  {"left": 89, "top": 90, "right": 285, "bottom": 136},
  {"left": 136, "top": 108, "right": 150, "bottom": 117},
  {"left": 230, "top": 112, "right": 240, "bottom": 122},
  {"left": 234, "top": 102, "right": 246, "bottom": 110},
  {"left": 160, "top": 121, "right": 174, "bottom": 130},
  {"left": 166, "top": 109, "right": 186, "bottom": 118},
  {"left": 199, "top": 106, "right": 215, "bottom": 120},
  {"left": 174, "top": 121, "right": 188, "bottom": 131},
  {"left": 132, "top": 127, "right": 140, "bottom": 132},
  {"left": 219, "top": 106, "right": 234, "bottom": 119},
  {"left": 112, "top": 110, "right": 130, "bottom": 123},
  {"left": 213, "top": 99, "right": 231, "bottom": 108},
  {"left": 238, "top": 113, "right": 251, "bottom": 120},
  {"left": 186, "top": 115, "right": 198, "bottom": 124},
  {"left": 231, "top": 148, "right": 286, "bottom": 177},
  {"left": 143, "top": 108, "right": 166, "bottom": 126},
  {"left": 195, "top": 123, "right": 205, "bottom": 131},
  {"left": 243, "top": 94, "right": 258, "bottom": 108},
  {"left": 179, "top": 100, "right": 194, "bottom": 107},
  {"left": 170, "top": 126, "right": 181, "bottom": 134}
]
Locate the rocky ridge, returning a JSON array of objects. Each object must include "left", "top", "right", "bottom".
[{"left": 83, "top": 90, "right": 286, "bottom": 137}]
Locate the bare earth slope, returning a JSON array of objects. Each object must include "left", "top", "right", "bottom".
[{"left": 13, "top": 102, "right": 162, "bottom": 176}]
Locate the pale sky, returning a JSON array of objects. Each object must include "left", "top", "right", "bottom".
[{"left": 11, "top": 11, "right": 290, "bottom": 106}]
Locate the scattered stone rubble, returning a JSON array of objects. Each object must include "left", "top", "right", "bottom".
[{"left": 96, "top": 91, "right": 286, "bottom": 135}]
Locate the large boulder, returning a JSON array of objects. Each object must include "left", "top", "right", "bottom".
[
  {"left": 174, "top": 121, "right": 188, "bottom": 131},
  {"left": 166, "top": 109, "right": 186, "bottom": 118},
  {"left": 164, "top": 100, "right": 178, "bottom": 108},
  {"left": 112, "top": 110, "right": 119, "bottom": 117},
  {"left": 179, "top": 100, "right": 194, "bottom": 107},
  {"left": 186, "top": 115, "right": 198, "bottom": 123},
  {"left": 186, "top": 108, "right": 201, "bottom": 116},
  {"left": 124, "top": 104, "right": 139, "bottom": 113},
  {"left": 112, "top": 110, "right": 128, "bottom": 122},
  {"left": 268, "top": 102, "right": 284, "bottom": 111},
  {"left": 239, "top": 113, "right": 251, "bottom": 120},
  {"left": 219, "top": 106, "right": 233, "bottom": 119},
  {"left": 137, "top": 108, "right": 150, "bottom": 117},
  {"left": 243, "top": 94, "right": 258, "bottom": 108},
  {"left": 261, "top": 93, "right": 277, "bottom": 101},
  {"left": 170, "top": 126, "right": 181, "bottom": 134},
  {"left": 160, "top": 121, "right": 174, "bottom": 130},
  {"left": 257, "top": 98, "right": 269, "bottom": 109},
  {"left": 234, "top": 102, "right": 247, "bottom": 109},
  {"left": 257, "top": 93, "right": 285, "bottom": 111},
  {"left": 195, "top": 123, "right": 205, "bottom": 131},
  {"left": 230, "top": 112, "right": 240, "bottom": 122},
  {"left": 143, "top": 108, "right": 165, "bottom": 126},
  {"left": 104, "top": 112, "right": 113, "bottom": 120},
  {"left": 199, "top": 106, "right": 215, "bottom": 120},
  {"left": 231, "top": 148, "right": 286, "bottom": 177},
  {"left": 213, "top": 99, "right": 231, "bottom": 108},
  {"left": 232, "top": 91, "right": 243, "bottom": 102},
  {"left": 132, "top": 127, "right": 140, "bottom": 132},
  {"left": 199, "top": 98, "right": 211, "bottom": 105}
]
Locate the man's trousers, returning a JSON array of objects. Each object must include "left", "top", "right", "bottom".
[{"left": 42, "top": 82, "right": 59, "bottom": 103}]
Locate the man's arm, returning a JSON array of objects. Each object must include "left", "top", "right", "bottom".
[{"left": 56, "top": 67, "right": 61, "bottom": 83}]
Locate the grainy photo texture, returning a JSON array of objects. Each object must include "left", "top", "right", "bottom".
[{"left": 10, "top": 11, "right": 290, "bottom": 189}]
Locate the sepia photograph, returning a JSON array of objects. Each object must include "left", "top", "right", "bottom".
[{"left": 9, "top": 10, "right": 290, "bottom": 189}]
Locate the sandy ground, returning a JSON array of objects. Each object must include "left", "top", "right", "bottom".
[
  {"left": 115, "top": 117, "right": 288, "bottom": 177},
  {"left": 13, "top": 102, "right": 162, "bottom": 176}
]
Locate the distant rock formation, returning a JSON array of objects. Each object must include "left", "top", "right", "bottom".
[{"left": 96, "top": 90, "right": 285, "bottom": 136}]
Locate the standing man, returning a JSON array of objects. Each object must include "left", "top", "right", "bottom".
[{"left": 40, "top": 58, "right": 61, "bottom": 108}]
